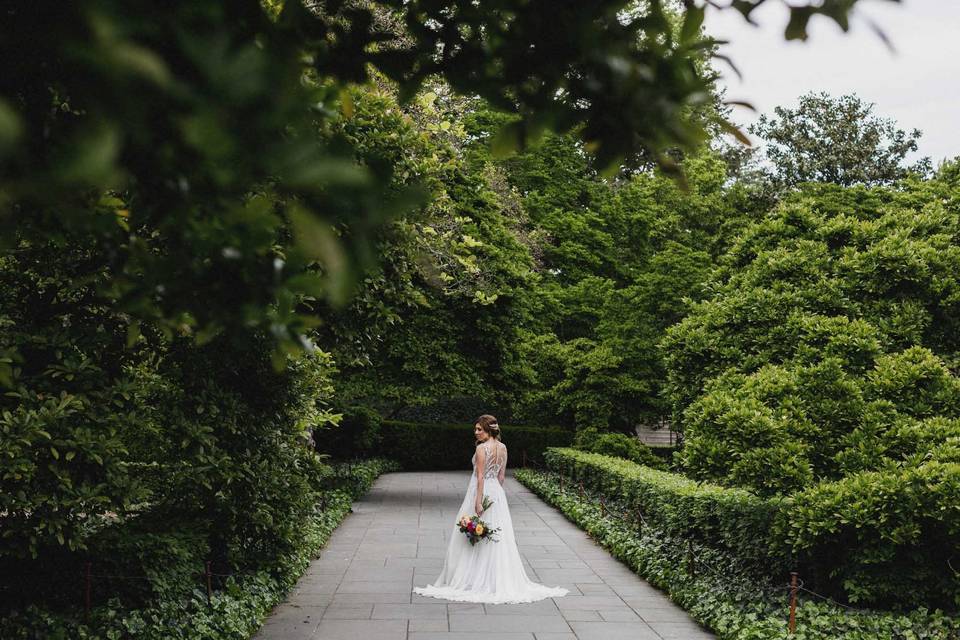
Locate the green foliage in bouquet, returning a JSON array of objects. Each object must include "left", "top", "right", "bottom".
[{"left": 458, "top": 496, "right": 501, "bottom": 545}]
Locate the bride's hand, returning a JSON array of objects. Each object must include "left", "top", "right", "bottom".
[{"left": 475, "top": 502, "right": 484, "bottom": 516}]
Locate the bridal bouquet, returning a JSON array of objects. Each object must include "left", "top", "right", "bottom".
[{"left": 458, "top": 495, "right": 501, "bottom": 545}]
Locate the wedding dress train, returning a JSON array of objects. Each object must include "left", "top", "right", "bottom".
[{"left": 413, "top": 440, "right": 569, "bottom": 604}]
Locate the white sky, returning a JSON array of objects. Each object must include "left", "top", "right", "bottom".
[{"left": 705, "top": 0, "right": 960, "bottom": 165}]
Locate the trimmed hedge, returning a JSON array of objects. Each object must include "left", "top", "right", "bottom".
[
  {"left": 378, "top": 421, "right": 574, "bottom": 470},
  {"left": 544, "top": 447, "right": 789, "bottom": 573},
  {"left": 322, "top": 405, "right": 384, "bottom": 459},
  {"left": 0, "top": 459, "right": 399, "bottom": 640},
  {"left": 648, "top": 444, "right": 678, "bottom": 464},
  {"left": 543, "top": 447, "right": 960, "bottom": 612},
  {"left": 779, "top": 459, "right": 960, "bottom": 609},
  {"left": 517, "top": 468, "right": 960, "bottom": 640}
]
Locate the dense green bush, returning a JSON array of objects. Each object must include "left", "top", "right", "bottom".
[
  {"left": 546, "top": 446, "right": 960, "bottom": 611},
  {"left": 779, "top": 454, "right": 960, "bottom": 609},
  {"left": 573, "top": 428, "right": 667, "bottom": 470},
  {"left": 0, "top": 459, "right": 398, "bottom": 640},
  {"left": 0, "top": 237, "right": 344, "bottom": 572},
  {"left": 544, "top": 447, "right": 785, "bottom": 572},
  {"left": 661, "top": 180, "right": 960, "bottom": 607},
  {"left": 517, "top": 468, "right": 960, "bottom": 640},
  {"left": 0, "top": 240, "right": 151, "bottom": 560},
  {"left": 0, "top": 235, "right": 366, "bottom": 627},
  {"left": 322, "top": 405, "right": 384, "bottom": 458},
  {"left": 664, "top": 181, "right": 960, "bottom": 493},
  {"left": 376, "top": 420, "right": 573, "bottom": 469},
  {"left": 150, "top": 334, "right": 341, "bottom": 571},
  {"left": 390, "top": 397, "right": 515, "bottom": 425}
]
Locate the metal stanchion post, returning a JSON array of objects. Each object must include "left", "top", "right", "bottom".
[
  {"left": 84, "top": 562, "right": 92, "bottom": 621},
  {"left": 205, "top": 561, "right": 213, "bottom": 605},
  {"left": 789, "top": 572, "right": 798, "bottom": 634}
]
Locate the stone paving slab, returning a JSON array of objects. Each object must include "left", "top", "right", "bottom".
[{"left": 252, "top": 471, "right": 714, "bottom": 639}]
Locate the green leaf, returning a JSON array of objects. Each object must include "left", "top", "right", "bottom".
[
  {"left": 289, "top": 205, "right": 351, "bottom": 305},
  {"left": 126, "top": 321, "right": 141, "bottom": 348},
  {"left": 680, "top": 5, "right": 705, "bottom": 43},
  {"left": 0, "top": 98, "right": 22, "bottom": 157},
  {"left": 717, "top": 118, "right": 752, "bottom": 146},
  {"left": 785, "top": 7, "right": 815, "bottom": 41},
  {"left": 111, "top": 42, "right": 172, "bottom": 87},
  {"left": 490, "top": 121, "right": 524, "bottom": 159},
  {"left": 57, "top": 124, "right": 121, "bottom": 186}
]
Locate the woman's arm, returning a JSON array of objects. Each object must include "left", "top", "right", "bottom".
[
  {"left": 474, "top": 445, "right": 486, "bottom": 515},
  {"left": 498, "top": 446, "right": 507, "bottom": 486}
]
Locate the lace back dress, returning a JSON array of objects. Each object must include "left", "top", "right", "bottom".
[{"left": 413, "top": 440, "right": 569, "bottom": 604}]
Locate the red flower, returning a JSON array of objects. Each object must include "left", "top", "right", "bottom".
[{"left": 467, "top": 521, "right": 476, "bottom": 531}]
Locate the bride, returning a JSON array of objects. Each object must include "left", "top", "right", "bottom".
[{"left": 414, "top": 415, "right": 569, "bottom": 604}]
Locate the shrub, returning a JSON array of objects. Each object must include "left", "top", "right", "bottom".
[
  {"left": 0, "top": 238, "right": 342, "bottom": 573},
  {"left": 379, "top": 420, "right": 573, "bottom": 469},
  {"left": 545, "top": 446, "right": 960, "bottom": 611},
  {"left": 664, "top": 182, "right": 960, "bottom": 496},
  {"left": 659, "top": 182, "right": 960, "bottom": 608},
  {"left": 322, "top": 405, "right": 383, "bottom": 458},
  {"left": 574, "top": 428, "right": 666, "bottom": 470},
  {"left": 0, "top": 242, "right": 148, "bottom": 560},
  {"left": 544, "top": 447, "right": 786, "bottom": 572},
  {"left": 777, "top": 455, "right": 960, "bottom": 610},
  {"left": 517, "top": 468, "right": 960, "bottom": 640},
  {"left": 390, "top": 397, "right": 510, "bottom": 425},
  {"left": 0, "top": 458, "right": 398, "bottom": 640}
]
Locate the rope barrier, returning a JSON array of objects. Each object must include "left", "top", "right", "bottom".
[
  {"left": 70, "top": 465, "right": 371, "bottom": 616},
  {"left": 79, "top": 558, "right": 283, "bottom": 618},
  {"left": 795, "top": 584, "right": 860, "bottom": 611},
  {"left": 83, "top": 567, "right": 262, "bottom": 581}
]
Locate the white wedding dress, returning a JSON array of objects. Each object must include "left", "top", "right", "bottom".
[{"left": 413, "top": 439, "right": 569, "bottom": 604}]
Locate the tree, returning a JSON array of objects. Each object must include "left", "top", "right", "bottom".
[
  {"left": 750, "top": 92, "right": 931, "bottom": 188},
  {"left": 311, "top": 84, "right": 540, "bottom": 419},
  {"left": 498, "top": 144, "right": 753, "bottom": 431},
  {"left": 0, "top": 0, "right": 887, "bottom": 355}
]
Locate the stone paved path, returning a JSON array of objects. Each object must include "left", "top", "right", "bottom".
[{"left": 253, "top": 471, "right": 714, "bottom": 640}]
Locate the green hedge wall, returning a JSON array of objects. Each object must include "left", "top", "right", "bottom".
[
  {"left": 544, "top": 447, "right": 789, "bottom": 573},
  {"left": 379, "top": 421, "right": 574, "bottom": 470},
  {"left": 0, "top": 458, "right": 399, "bottom": 640},
  {"left": 517, "top": 468, "right": 960, "bottom": 640},
  {"left": 543, "top": 447, "right": 960, "bottom": 611}
]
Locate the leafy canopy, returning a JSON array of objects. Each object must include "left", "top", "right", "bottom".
[
  {"left": 750, "top": 92, "right": 931, "bottom": 188},
  {"left": 0, "top": 0, "right": 889, "bottom": 352}
]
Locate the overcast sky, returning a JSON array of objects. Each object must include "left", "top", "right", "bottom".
[{"left": 705, "top": 0, "right": 960, "bottom": 165}]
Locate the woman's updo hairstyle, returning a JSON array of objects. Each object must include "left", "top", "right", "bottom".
[{"left": 476, "top": 414, "right": 501, "bottom": 441}]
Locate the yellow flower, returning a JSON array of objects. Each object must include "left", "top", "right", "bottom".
[{"left": 475, "top": 524, "right": 485, "bottom": 535}]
